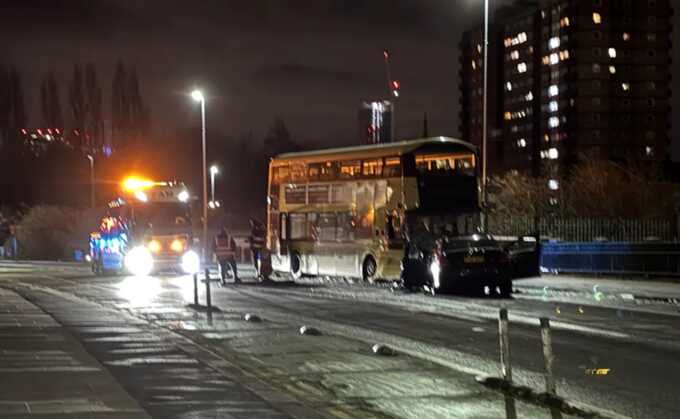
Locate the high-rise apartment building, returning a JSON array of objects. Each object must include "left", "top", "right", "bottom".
[{"left": 460, "top": 0, "right": 673, "bottom": 175}]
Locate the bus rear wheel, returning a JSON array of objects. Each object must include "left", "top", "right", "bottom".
[{"left": 362, "top": 256, "right": 377, "bottom": 284}]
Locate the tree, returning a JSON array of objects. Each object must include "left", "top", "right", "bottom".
[
  {"left": 0, "top": 64, "right": 10, "bottom": 148},
  {"left": 85, "top": 63, "right": 103, "bottom": 153},
  {"left": 127, "top": 67, "right": 149, "bottom": 144},
  {"left": 263, "top": 117, "right": 297, "bottom": 157},
  {"left": 111, "top": 60, "right": 129, "bottom": 149},
  {"left": 69, "top": 64, "right": 86, "bottom": 150},
  {"left": 40, "top": 71, "right": 63, "bottom": 129}
]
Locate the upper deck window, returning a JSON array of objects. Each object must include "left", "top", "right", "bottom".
[
  {"left": 383, "top": 157, "right": 402, "bottom": 177},
  {"left": 339, "top": 160, "right": 361, "bottom": 179},
  {"left": 415, "top": 153, "right": 475, "bottom": 176},
  {"left": 272, "top": 165, "right": 290, "bottom": 184},
  {"left": 362, "top": 159, "right": 383, "bottom": 177}
]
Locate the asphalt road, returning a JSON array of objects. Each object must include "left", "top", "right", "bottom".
[{"left": 1, "top": 261, "right": 678, "bottom": 419}]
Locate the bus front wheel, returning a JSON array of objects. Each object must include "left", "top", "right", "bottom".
[
  {"left": 362, "top": 256, "right": 377, "bottom": 284},
  {"left": 290, "top": 252, "right": 302, "bottom": 279}
]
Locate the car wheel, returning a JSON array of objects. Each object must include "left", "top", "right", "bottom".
[
  {"left": 290, "top": 252, "right": 302, "bottom": 280},
  {"left": 362, "top": 256, "right": 377, "bottom": 284}
]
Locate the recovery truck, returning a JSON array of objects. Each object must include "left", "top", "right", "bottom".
[{"left": 89, "top": 177, "right": 200, "bottom": 276}]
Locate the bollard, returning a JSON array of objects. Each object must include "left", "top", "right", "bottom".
[
  {"left": 498, "top": 308, "right": 513, "bottom": 383},
  {"left": 540, "top": 317, "right": 556, "bottom": 395},
  {"left": 205, "top": 268, "right": 212, "bottom": 311},
  {"left": 193, "top": 273, "right": 199, "bottom": 306}
]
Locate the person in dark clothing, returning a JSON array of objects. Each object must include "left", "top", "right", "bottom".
[
  {"left": 401, "top": 217, "right": 437, "bottom": 291},
  {"left": 213, "top": 227, "right": 239, "bottom": 285},
  {"left": 248, "top": 218, "right": 266, "bottom": 279}
]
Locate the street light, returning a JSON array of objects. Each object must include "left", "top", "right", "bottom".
[
  {"left": 210, "top": 165, "right": 219, "bottom": 204},
  {"left": 481, "top": 0, "right": 490, "bottom": 232},
  {"left": 86, "top": 154, "right": 95, "bottom": 208},
  {"left": 191, "top": 89, "right": 208, "bottom": 265}
]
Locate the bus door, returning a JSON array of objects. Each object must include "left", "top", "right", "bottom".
[{"left": 279, "top": 213, "right": 291, "bottom": 259}]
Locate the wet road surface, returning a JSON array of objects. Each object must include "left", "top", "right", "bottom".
[{"left": 2, "top": 261, "right": 677, "bottom": 418}]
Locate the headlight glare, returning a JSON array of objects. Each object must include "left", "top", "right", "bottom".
[
  {"left": 125, "top": 246, "right": 154, "bottom": 276},
  {"left": 181, "top": 250, "right": 200, "bottom": 274},
  {"left": 170, "top": 239, "right": 185, "bottom": 253}
]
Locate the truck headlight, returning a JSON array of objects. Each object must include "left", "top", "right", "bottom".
[
  {"left": 181, "top": 250, "right": 200, "bottom": 274},
  {"left": 170, "top": 238, "right": 186, "bottom": 253},
  {"left": 125, "top": 246, "right": 154, "bottom": 277}
]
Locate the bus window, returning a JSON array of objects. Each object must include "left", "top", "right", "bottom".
[
  {"left": 331, "top": 183, "right": 353, "bottom": 203},
  {"left": 290, "top": 163, "right": 307, "bottom": 182},
  {"left": 307, "top": 213, "right": 319, "bottom": 240},
  {"left": 273, "top": 165, "right": 290, "bottom": 184},
  {"left": 336, "top": 213, "right": 356, "bottom": 241},
  {"left": 317, "top": 213, "right": 336, "bottom": 241},
  {"left": 285, "top": 184, "right": 306, "bottom": 204},
  {"left": 383, "top": 157, "right": 402, "bottom": 177},
  {"left": 362, "top": 159, "right": 383, "bottom": 177},
  {"left": 308, "top": 164, "right": 321, "bottom": 181},
  {"left": 339, "top": 160, "right": 361, "bottom": 179},
  {"left": 415, "top": 153, "right": 476, "bottom": 175},
  {"left": 309, "top": 161, "right": 336, "bottom": 181},
  {"left": 290, "top": 213, "right": 307, "bottom": 240},
  {"left": 356, "top": 182, "right": 375, "bottom": 239}
]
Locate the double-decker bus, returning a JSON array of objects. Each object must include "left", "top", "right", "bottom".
[{"left": 266, "top": 137, "right": 481, "bottom": 282}]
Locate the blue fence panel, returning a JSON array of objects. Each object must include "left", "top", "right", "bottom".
[{"left": 541, "top": 241, "right": 680, "bottom": 276}]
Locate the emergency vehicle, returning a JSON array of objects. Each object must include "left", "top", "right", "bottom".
[{"left": 89, "top": 177, "right": 200, "bottom": 276}]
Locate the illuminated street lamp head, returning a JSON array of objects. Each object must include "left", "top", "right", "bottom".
[
  {"left": 210, "top": 165, "right": 219, "bottom": 175},
  {"left": 191, "top": 89, "right": 204, "bottom": 102}
]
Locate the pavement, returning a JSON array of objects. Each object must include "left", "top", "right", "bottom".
[
  {"left": 0, "top": 287, "right": 149, "bottom": 418},
  {"left": 2, "top": 260, "right": 679, "bottom": 418},
  {"left": 513, "top": 275, "right": 680, "bottom": 316}
]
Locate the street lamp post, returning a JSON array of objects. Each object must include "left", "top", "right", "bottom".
[
  {"left": 191, "top": 90, "right": 208, "bottom": 265},
  {"left": 481, "top": 0, "right": 490, "bottom": 232},
  {"left": 210, "top": 165, "right": 218, "bottom": 204},
  {"left": 86, "top": 154, "right": 95, "bottom": 208}
]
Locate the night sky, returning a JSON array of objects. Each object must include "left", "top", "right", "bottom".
[{"left": 2, "top": 0, "right": 679, "bottom": 159}]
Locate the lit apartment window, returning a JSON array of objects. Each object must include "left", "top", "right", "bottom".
[
  {"left": 592, "top": 63, "right": 601, "bottom": 73},
  {"left": 593, "top": 12, "right": 602, "bottom": 24},
  {"left": 477, "top": 44, "right": 482, "bottom": 53},
  {"left": 548, "top": 179, "right": 560, "bottom": 190},
  {"left": 559, "top": 50, "right": 570, "bottom": 60},
  {"left": 622, "top": 82, "right": 631, "bottom": 91},
  {"left": 623, "top": 32, "right": 631, "bottom": 41},
  {"left": 609, "top": 65, "right": 616, "bottom": 74},
  {"left": 504, "top": 38, "right": 513, "bottom": 47},
  {"left": 560, "top": 17, "right": 570, "bottom": 27},
  {"left": 608, "top": 48, "right": 617, "bottom": 58},
  {"left": 472, "top": 60, "right": 477, "bottom": 70},
  {"left": 549, "top": 37, "right": 560, "bottom": 49},
  {"left": 518, "top": 32, "right": 527, "bottom": 43},
  {"left": 645, "top": 146, "right": 654, "bottom": 157},
  {"left": 510, "top": 50, "right": 520, "bottom": 60},
  {"left": 542, "top": 56, "right": 550, "bottom": 65},
  {"left": 517, "top": 62, "right": 528, "bottom": 73},
  {"left": 549, "top": 116, "right": 560, "bottom": 128},
  {"left": 549, "top": 53, "right": 559, "bottom": 65},
  {"left": 506, "top": 82, "right": 513, "bottom": 91},
  {"left": 517, "top": 139, "right": 527, "bottom": 148},
  {"left": 525, "top": 91, "right": 534, "bottom": 101},
  {"left": 548, "top": 148, "right": 559, "bottom": 160},
  {"left": 549, "top": 101, "right": 559, "bottom": 112},
  {"left": 549, "top": 85, "right": 559, "bottom": 97}
]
